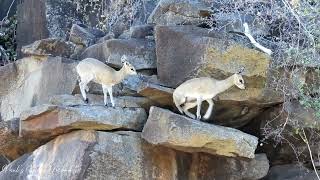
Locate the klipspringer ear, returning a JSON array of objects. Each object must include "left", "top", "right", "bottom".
[
  {"left": 237, "top": 66, "right": 245, "bottom": 75},
  {"left": 121, "top": 55, "right": 127, "bottom": 64}
]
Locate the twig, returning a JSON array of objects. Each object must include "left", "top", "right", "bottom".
[
  {"left": 300, "top": 129, "right": 320, "bottom": 180},
  {"left": 0, "top": 0, "right": 16, "bottom": 29},
  {"left": 243, "top": 23, "right": 273, "bottom": 55}
]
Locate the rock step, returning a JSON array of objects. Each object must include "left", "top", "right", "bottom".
[
  {"left": 142, "top": 106, "right": 258, "bottom": 158},
  {"left": 0, "top": 130, "right": 269, "bottom": 180},
  {"left": 20, "top": 103, "right": 147, "bottom": 139}
]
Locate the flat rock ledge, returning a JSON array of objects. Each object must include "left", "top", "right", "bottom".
[
  {"left": 20, "top": 104, "right": 147, "bottom": 139},
  {"left": 142, "top": 107, "right": 258, "bottom": 158}
]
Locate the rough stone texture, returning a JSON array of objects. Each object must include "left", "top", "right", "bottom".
[
  {"left": 0, "top": 130, "right": 269, "bottom": 180},
  {"left": 142, "top": 107, "right": 258, "bottom": 158},
  {"left": 119, "top": 24, "right": 154, "bottom": 39},
  {"left": 81, "top": 38, "right": 156, "bottom": 70},
  {"left": 189, "top": 153, "right": 269, "bottom": 180},
  {"left": 137, "top": 82, "right": 174, "bottom": 107},
  {"left": 100, "top": 0, "right": 159, "bottom": 37},
  {"left": 20, "top": 104, "right": 147, "bottom": 139},
  {"left": 0, "top": 56, "right": 78, "bottom": 121},
  {"left": 263, "top": 164, "right": 318, "bottom": 180},
  {"left": 148, "top": 0, "right": 212, "bottom": 25},
  {"left": 0, "top": 119, "right": 42, "bottom": 160},
  {"left": 96, "top": 33, "right": 115, "bottom": 43},
  {"left": 0, "top": 63, "right": 18, "bottom": 99},
  {"left": 21, "top": 38, "right": 76, "bottom": 58},
  {"left": 155, "top": 25, "right": 282, "bottom": 127},
  {"left": 50, "top": 94, "right": 158, "bottom": 111},
  {"left": 69, "top": 24, "right": 96, "bottom": 47},
  {"left": 257, "top": 102, "right": 320, "bottom": 165}
]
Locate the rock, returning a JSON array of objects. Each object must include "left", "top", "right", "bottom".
[
  {"left": 0, "top": 130, "right": 269, "bottom": 180},
  {"left": 119, "top": 25, "right": 154, "bottom": 39},
  {"left": 49, "top": 94, "right": 158, "bottom": 111},
  {"left": 142, "top": 107, "right": 258, "bottom": 158},
  {"left": 148, "top": 0, "right": 212, "bottom": 25},
  {"left": 137, "top": 82, "right": 174, "bottom": 107},
  {"left": 0, "top": 119, "right": 41, "bottom": 160},
  {"left": 16, "top": 0, "right": 91, "bottom": 58},
  {"left": 69, "top": 24, "right": 96, "bottom": 47},
  {"left": 101, "top": 0, "right": 158, "bottom": 37},
  {"left": 96, "top": 32, "right": 115, "bottom": 43},
  {"left": 81, "top": 38, "right": 156, "bottom": 70},
  {"left": 0, "top": 56, "right": 78, "bottom": 121},
  {"left": 190, "top": 153, "right": 269, "bottom": 180},
  {"left": 263, "top": 164, "right": 318, "bottom": 180},
  {"left": 0, "top": 63, "right": 18, "bottom": 98},
  {"left": 21, "top": 38, "right": 76, "bottom": 58},
  {"left": 20, "top": 104, "right": 147, "bottom": 139},
  {"left": 155, "top": 25, "right": 282, "bottom": 127}
]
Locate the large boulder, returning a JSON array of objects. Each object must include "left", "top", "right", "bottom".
[
  {"left": 148, "top": 0, "right": 212, "bottom": 25},
  {"left": 0, "top": 119, "right": 42, "bottom": 160},
  {"left": 0, "top": 130, "right": 269, "bottom": 180},
  {"left": 81, "top": 38, "right": 156, "bottom": 70},
  {"left": 20, "top": 104, "right": 147, "bottom": 139},
  {"left": 69, "top": 24, "right": 96, "bottom": 47},
  {"left": 155, "top": 25, "right": 282, "bottom": 127},
  {"left": 0, "top": 56, "right": 78, "bottom": 121},
  {"left": 263, "top": 164, "right": 318, "bottom": 180},
  {"left": 49, "top": 94, "right": 157, "bottom": 111},
  {"left": 142, "top": 107, "right": 258, "bottom": 158},
  {"left": 21, "top": 38, "right": 76, "bottom": 58},
  {"left": 120, "top": 25, "right": 155, "bottom": 39}
]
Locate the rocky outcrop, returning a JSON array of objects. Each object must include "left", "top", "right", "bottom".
[
  {"left": 21, "top": 38, "right": 76, "bottom": 58},
  {"left": 0, "top": 130, "right": 269, "bottom": 180},
  {"left": 148, "top": 0, "right": 212, "bottom": 25},
  {"left": 69, "top": 24, "right": 96, "bottom": 47},
  {"left": 142, "top": 107, "right": 258, "bottom": 158},
  {"left": 81, "top": 38, "right": 156, "bottom": 70},
  {"left": 0, "top": 56, "right": 78, "bottom": 121},
  {"left": 20, "top": 103, "right": 147, "bottom": 139},
  {"left": 119, "top": 25, "right": 154, "bottom": 39},
  {"left": 263, "top": 164, "right": 318, "bottom": 180},
  {"left": 155, "top": 25, "right": 282, "bottom": 127},
  {"left": 50, "top": 94, "right": 156, "bottom": 110},
  {"left": 0, "top": 119, "right": 42, "bottom": 160}
]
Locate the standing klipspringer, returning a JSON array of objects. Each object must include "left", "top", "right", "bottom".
[
  {"left": 76, "top": 55, "right": 137, "bottom": 107},
  {"left": 173, "top": 68, "right": 246, "bottom": 120}
]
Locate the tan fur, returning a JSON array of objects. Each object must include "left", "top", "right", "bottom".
[
  {"left": 173, "top": 73, "right": 245, "bottom": 120},
  {"left": 76, "top": 56, "right": 137, "bottom": 107}
]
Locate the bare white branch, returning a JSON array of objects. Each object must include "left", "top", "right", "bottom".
[{"left": 243, "top": 23, "right": 273, "bottom": 56}]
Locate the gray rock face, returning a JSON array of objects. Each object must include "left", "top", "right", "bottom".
[
  {"left": 263, "top": 164, "right": 318, "bottom": 180},
  {"left": 148, "top": 0, "right": 212, "bottom": 25},
  {"left": 20, "top": 104, "right": 147, "bottom": 139},
  {"left": 0, "top": 130, "right": 269, "bottom": 180},
  {"left": 119, "top": 25, "right": 154, "bottom": 39},
  {"left": 81, "top": 38, "right": 156, "bottom": 70},
  {"left": 142, "top": 107, "right": 258, "bottom": 158},
  {"left": 69, "top": 24, "right": 96, "bottom": 47},
  {"left": 50, "top": 94, "right": 157, "bottom": 111},
  {"left": 21, "top": 38, "right": 76, "bottom": 58},
  {"left": 0, "top": 56, "right": 78, "bottom": 121},
  {"left": 155, "top": 25, "right": 282, "bottom": 127},
  {"left": 0, "top": 119, "right": 41, "bottom": 160}
]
